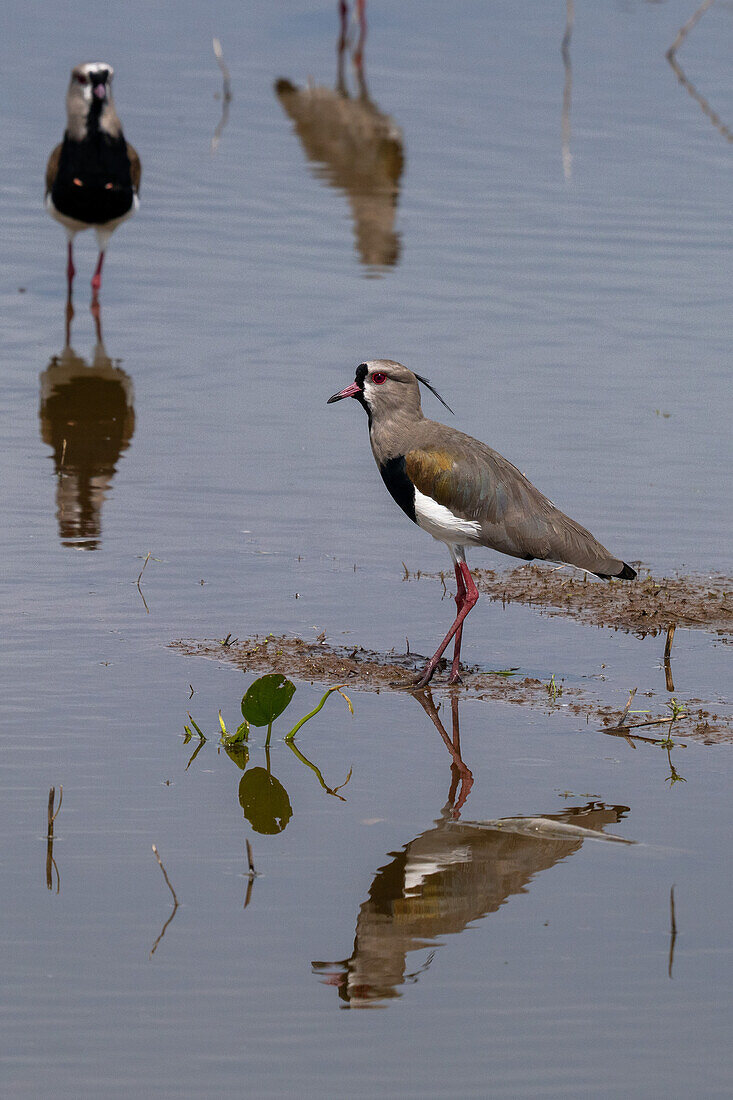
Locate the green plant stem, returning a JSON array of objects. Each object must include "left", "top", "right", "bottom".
[{"left": 285, "top": 685, "right": 348, "bottom": 742}]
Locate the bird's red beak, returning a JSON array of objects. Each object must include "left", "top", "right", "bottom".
[
  {"left": 327, "top": 381, "right": 361, "bottom": 403},
  {"left": 93, "top": 83, "right": 107, "bottom": 100}
]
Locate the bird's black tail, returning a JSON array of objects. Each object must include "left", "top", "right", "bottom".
[{"left": 596, "top": 561, "right": 636, "bottom": 581}]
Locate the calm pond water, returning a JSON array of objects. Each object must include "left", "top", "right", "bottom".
[{"left": 1, "top": 0, "right": 732, "bottom": 1096}]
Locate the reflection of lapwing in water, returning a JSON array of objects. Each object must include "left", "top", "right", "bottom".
[
  {"left": 275, "top": 1, "right": 404, "bottom": 269},
  {"left": 45, "top": 62, "right": 141, "bottom": 302},
  {"left": 39, "top": 307, "right": 135, "bottom": 550},
  {"left": 313, "top": 692, "right": 631, "bottom": 1007}
]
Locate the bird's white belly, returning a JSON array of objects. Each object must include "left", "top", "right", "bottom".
[{"left": 413, "top": 488, "right": 481, "bottom": 546}]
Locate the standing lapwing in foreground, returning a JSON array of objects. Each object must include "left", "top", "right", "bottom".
[
  {"left": 328, "top": 360, "right": 636, "bottom": 688},
  {"left": 45, "top": 62, "right": 140, "bottom": 302}
]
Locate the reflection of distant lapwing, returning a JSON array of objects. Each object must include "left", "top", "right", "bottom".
[
  {"left": 45, "top": 62, "right": 140, "bottom": 301},
  {"left": 313, "top": 692, "right": 631, "bottom": 1007},
  {"left": 275, "top": 1, "right": 403, "bottom": 269},
  {"left": 39, "top": 308, "right": 135, "bottom": 550}
]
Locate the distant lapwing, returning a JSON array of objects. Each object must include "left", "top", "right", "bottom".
[
  {"left": 328, "top": 360, "right": 636, "bottom": 688},
  {"left": 45, "top": 62, "right": 140, "bottom": 301}
]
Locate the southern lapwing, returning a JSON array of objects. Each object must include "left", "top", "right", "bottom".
[
  {"left": 328, "top": 360, "right": 637, "bottom": 688},
  {"left": 45, "top": 62, "right": 140, "bottom": 302}
]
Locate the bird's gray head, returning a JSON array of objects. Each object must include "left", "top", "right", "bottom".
[
  {"left": 66, "top": 62, "right": 118, "bottom": 138},
  {"left": 327, "top": 359, "right": 453, "bottom": 423}
]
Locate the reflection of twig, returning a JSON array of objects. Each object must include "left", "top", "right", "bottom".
[
  {"left": 561, "top": 0, "right": 574, "bottom": 180},
  {"left": 150, "top": 844, "right": 179, "bottom": 958},
  {"left": 666, "top": 1, "right": 733, "bottom": 143},
  {"left": 211, "top": 38, "right": 233, "bottom": 154},
  {"left": 668, "top": 884, "right": 678, "bottom": 978}
]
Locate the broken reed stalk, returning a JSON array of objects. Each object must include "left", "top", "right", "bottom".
[
  {"left": 246, "top": 838, "right": 256, "bottom": 877},
  {"left": 46, "top": 786, "right": 62, "bottom": 893},
  {"left": 664, "top": 623, "right": 676, "bottom": 661},
  {"left": 667, "top": 0, "right": 716, "bottom": 59},
  {"left": 619, "top": 688, "right": 638, "bottom": 726}
]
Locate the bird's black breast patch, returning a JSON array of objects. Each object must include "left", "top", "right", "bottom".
[
  {"left": 52, "top": 133, "right": 134, "bottom": 225},
  {"left": 378, "top": 455, "right": 417, "bottom": 524}
]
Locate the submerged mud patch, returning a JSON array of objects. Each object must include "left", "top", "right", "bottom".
[
  {"left": 426, "top": 565, "right": 733, "bottom": 637},
  {"left": 171, "top": 632, "right": 733, "bottom": 744}
]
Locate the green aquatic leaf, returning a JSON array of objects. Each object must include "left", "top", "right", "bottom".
[
  {"left": 241, "top": 674, "right": 296, "bottom": 728},
  {"left": 238, "top": 767, "right": 292, "bottom": 834}
]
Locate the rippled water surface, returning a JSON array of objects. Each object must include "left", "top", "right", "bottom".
[{"left": 1, "top": 1, "right": 732, "bottom": 1096}]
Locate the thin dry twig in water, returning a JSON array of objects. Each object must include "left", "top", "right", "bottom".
[
  {"left": 666, "top": 0, "right": 733, "bottom": 143},
  {"left": 150, "top": 844, "right": 179, "bottom": 957},
  {"left": 136, "top": 552, "right": 157, "bottom": 614},
  {"left": 667, "top": 0, "right": 716, "bottom": 57},
  {"left": 243, "top": 839, "right": 258, "bottom": 909},
  {"left": 46, "top": 786, "right": 62, "bottom": 893},
  {"left": 619, "top": 688, "right": 638, "bottom": 726},
  {"left": 664, "top": 623, "right": 677, "bottom": 691}
]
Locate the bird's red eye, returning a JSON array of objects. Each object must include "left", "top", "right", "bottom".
[
  {"left": 371, "top": 372, "right": 387, "bottom": 385},
  {"left": 76, "top": 74, "right": 88, "bottom": 85}
]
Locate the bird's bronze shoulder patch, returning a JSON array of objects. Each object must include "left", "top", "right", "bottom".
[{"left": 405, "top": 448, "right": 456, "bottom": 507}]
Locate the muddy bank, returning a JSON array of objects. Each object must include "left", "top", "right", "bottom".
[
  {"left": 172, "top": 633, "right": 733, "bottom": 744},
  {"left": 413, "top": 565, "right": 733, "bottom": 637}
]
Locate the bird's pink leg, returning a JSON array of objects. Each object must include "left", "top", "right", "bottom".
[
  {"left": 414, "top": 562, "right": 479, "bottom": 689},
  {"left": 338, "top": 0, "right": 348, "bottom": 47},
  {"left": 449, "top": 562, "right": 467, "bottom": 684},
  {"left": 91, "top": 251, "right": 105, "bottom": 300},
  {"left": 66, "top": 241, "right": 75, "bottom": 292}
]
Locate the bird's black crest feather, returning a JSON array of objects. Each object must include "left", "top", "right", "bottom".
[{"left": 413, "top": 372, "right": 454, "bottom": 415}]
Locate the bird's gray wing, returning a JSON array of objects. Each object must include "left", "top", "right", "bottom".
[{"left": 405, "top": 440, "right": 628, "bottom": 574}]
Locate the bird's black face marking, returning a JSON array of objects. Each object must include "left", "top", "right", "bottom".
[{"left": 355, "top": 363, "right": 368, "bottom": 388}]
